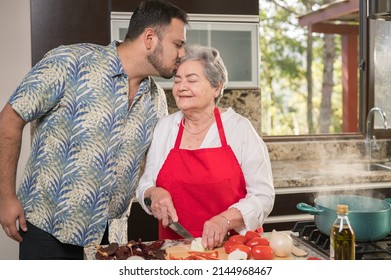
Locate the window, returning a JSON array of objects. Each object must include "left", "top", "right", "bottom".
[{"left": 260, "top": 0, "right": 361, "bottom": 137}]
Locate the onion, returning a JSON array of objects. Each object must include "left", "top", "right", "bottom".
[
  {"left": 269, "top": 230, "right": 293, "bottom": 257},
  {"left": 227, "top": 249, "right": 248, "bottom": 260},
  {"left": 190, "top": 237, "right": 206, "bottom": 252}
]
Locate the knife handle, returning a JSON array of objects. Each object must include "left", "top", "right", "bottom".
[
  {"left": 144, "top": 197, "right": 175, "bottom": 226},
  {"left": 144, "top": 197, "right": 152, "bottom": 208}
]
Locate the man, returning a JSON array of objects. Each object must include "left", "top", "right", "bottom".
[{"left": 0, "top": 0, "right": 187, "bottom": 259}]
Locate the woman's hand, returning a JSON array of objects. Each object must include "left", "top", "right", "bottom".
[
  {"left": 148, "top": 187, "right": 178, "bottom": 227},
  {"left": 201, "top": 215, "right": 230, "bottom": 249}
]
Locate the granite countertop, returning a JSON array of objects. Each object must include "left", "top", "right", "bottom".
[
  {"left": 271, "top": 160, "right": 391, "bottom": 188},
  {"left": 266, "top": 139, "right": 391, "bottom": 188}
]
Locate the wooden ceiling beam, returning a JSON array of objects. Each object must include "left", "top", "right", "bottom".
[
  {"left": 298, "top": 0, "right": 359, "bottom": 27},
  {"left": 311, "top": 22, "right": 359, "bottom": 35}
]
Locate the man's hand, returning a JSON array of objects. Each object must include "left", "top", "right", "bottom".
[{"left": 0, "top": 195, "right": 27, "bottom": 242}]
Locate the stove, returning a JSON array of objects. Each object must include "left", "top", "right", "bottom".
[{"left": 290, "top": 221, "right": 391, "bottom": 260}]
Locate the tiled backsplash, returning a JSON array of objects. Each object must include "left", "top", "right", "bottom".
[
  {"left": 267, "top": 140, "right": 365, "bottom": 161},
  {"left": 268, "top": 139, "right": 391, "bottom": 162}
]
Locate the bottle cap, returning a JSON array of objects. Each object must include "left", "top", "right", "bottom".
[{"left": 336, "top": 204, "right": 348, "bottom": 214}]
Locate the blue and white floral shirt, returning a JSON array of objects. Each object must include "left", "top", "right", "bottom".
[{"left": 9, "top": 41, "right": 167, "bottom": 246}]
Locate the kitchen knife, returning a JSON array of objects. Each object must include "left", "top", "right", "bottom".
[
  {"left": 144, "top": 197, "right": 195, "bottom": 241},
  {"left": 168, "top": 217, "right": 195, "bottom": 241}
]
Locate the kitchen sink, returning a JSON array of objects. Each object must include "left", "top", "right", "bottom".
[
  {"left": 349, "top": 162, "right": 391, "bottom": 172},
  {"left": 377, "top": 161, "right": 391, "bottom": 168}
]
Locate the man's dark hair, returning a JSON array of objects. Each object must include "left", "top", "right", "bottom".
[{"left": 124, "top": 0, "right": 188, "bottom": 41}]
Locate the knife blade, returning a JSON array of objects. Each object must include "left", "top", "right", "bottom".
[
  {"left": 168, "top": 215, "right": 195, "bottom": 241},
  {"left": 144, "top": 197, "right": 195, "bottom": 241},
  {"left": 168, "top": 219, "right": 195, "bottom": 241}
]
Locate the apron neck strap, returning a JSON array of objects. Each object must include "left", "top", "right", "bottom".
[
  {"left": 214, "top": 107, "right": 227, "bottom": 147},
  {"left": 175, "top": 118, "right": 185, "bottom": 148},
  {"left": 175, "top": 107, "right": 227, "bottom": 148}
]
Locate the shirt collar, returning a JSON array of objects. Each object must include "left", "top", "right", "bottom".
[
  {"left": 109, "top": 41, "right": 156, "bottom": 94},
  {"left": 110, "top": 40, "right": 125, "bottom": 78}
]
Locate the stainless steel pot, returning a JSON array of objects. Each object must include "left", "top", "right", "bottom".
[{"left": 296, "top": 195, "right": 391, "bottom": 241}]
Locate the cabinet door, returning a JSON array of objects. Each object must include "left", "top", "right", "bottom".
[
  {"left": 31, "top": 0, "right": 110, "bottom": 65},
  {"left": 185, "top": 22, "right": 259, "bottom": 89}
]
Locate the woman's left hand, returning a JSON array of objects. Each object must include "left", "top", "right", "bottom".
[{"left": 201, "top": 215, "right": 230, "bottom": 249}]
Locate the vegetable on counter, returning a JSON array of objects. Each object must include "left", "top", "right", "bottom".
[
  {"left": 224, "top": 231, "right": 273, "bottom": 260},
  {"left": 269, "top": 230, "right": 294, "bottom": 257},
  {"left": 190, "top": 237, "right": 206, "bottom": 252},
  {"left": 168, "top": 250, "right": 219, "bottom": 260},
  {"left": 251, "top": 245, "right": 274, "bottom": 260}
]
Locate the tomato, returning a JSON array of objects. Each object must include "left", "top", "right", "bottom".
[
  {"left": 228, "top": 234, "right": 248, "bottom": 244},
  {"left": 244, "top": 230, "right": 260, "bottom": 241},
  {"left": 224, "top": 241, "right": 237, "bottom": 254},
  {"left": 251, "top": 245, "right": 274, "bottom": 260},
  {"left": 246, "top": 237, "right": 270, "bottom": 247}
]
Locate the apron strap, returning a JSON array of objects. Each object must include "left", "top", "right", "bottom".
[
  {"left": 174, "top": 117, "right": 184, "bottom": 149},
  {"left": 214, "top": 107, "right": 228, "bottom": 147},
  {"left": 175, "top": 107, "right": 228, "bottom": 148}
]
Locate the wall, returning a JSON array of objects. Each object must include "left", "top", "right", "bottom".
[{"left": 0, "top": 0, "right": 31, "bottom": 260}]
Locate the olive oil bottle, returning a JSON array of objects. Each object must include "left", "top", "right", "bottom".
[{"left": 330, "top": 204, "right": 355, "bottom": 260}]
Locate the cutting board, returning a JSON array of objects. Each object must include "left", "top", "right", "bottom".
[
  {"left": 165, "top": 243, "right": 293, "bottom": 260},
  {"left": 165, "top": 243, "right": 228, "bottom": 260}
]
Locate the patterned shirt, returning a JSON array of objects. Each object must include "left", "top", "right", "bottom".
[{"left": 9, "top": 41, "right": 167, "bottom": 246}]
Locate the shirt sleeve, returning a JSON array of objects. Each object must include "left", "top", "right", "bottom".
[
  {"left": 8, "top": 46, "right": 70, "bottom": 122},
  {"left": 136, "top": 114, "right": 179, "bottom": 214},
  {"left": 225, "top": 114, "right": 275, "bottom": 234}
]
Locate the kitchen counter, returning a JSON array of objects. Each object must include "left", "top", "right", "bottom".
[
  {"left": 84, "top": 231, "right": 325, "bottom": 260},
  {"left": 271, "top": 159, "right": 391, "bottom": 188},
  {"left": 267, "top": 139, "right": 391, "bottom": 188}
]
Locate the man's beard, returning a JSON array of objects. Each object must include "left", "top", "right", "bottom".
[{"left": 147, "top": 43, "right": 177, "bottom": 79}]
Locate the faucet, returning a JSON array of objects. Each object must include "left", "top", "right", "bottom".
[{"left": 365, "top": 107, "right": 388, "bottom": 159}]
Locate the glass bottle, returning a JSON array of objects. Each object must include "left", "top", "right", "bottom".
[{"left": 330, "top": 204, "right": 355, "bottom": 260}]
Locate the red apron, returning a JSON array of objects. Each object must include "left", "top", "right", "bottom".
[{"left": 156, "top": 107, "right": 247, "bottom": 239}]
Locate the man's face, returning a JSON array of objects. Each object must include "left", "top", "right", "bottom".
[{"left": 147, "top": 18, "right": 186, "bottom": 79}]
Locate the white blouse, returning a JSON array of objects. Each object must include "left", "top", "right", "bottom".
[{"left": 136, "top": 107, "right": 275, "bottom": 234}]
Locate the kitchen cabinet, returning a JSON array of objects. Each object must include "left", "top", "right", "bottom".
[
  {"left": 31, "top": 0, "right": 110, "bottom": 65},
  {"left": 111, "top": 13, "right": 259, "bottom": 89},
  {"left": 128, "top": 202, "right": 158, "bottom": 242},
  {"left": 111, "top": 0, "right": 258, "bottom": 15}
]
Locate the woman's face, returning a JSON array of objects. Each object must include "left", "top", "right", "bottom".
[{"left": 172, "top": 60, "right": 218, "bottom": 112}]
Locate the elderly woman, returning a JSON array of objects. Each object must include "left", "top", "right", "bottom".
[{"left": 136, "top": 45, "right": 275, "bottom": 249}]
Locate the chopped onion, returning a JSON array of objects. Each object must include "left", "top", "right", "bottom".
[
  {"left": 227, "top": 249, "right": 248, "bottom": 260},
  {"left": 291, "top": 245, "right": 308, "bottom": 257},
  {"left": 190, "top": 237, "right": 206, "bottom": 252}
]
